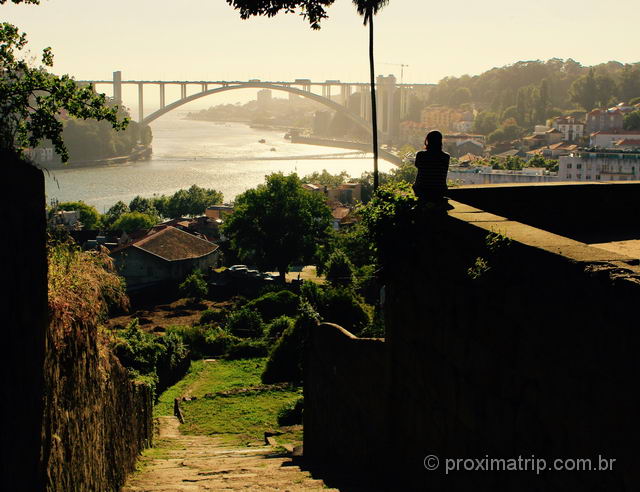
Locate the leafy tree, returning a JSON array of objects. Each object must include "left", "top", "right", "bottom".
[
  {"left": 225, "top": 307, "right": 264, "bottom": 339},
  {"left": 222, "top": 173, "right": 332, "bottom": 281},
  {"left": 569, "top": 68, "right": 598, "bottom": 111},
  {"left": 595, "top": 74, "right": 617, "bottom": 108},
  {"left": 302, "top": 169, "right": 350, "bottom": 187},
  {"left": 0, "top": 15, "right": 126, "bottom": 161},
  {"left": 324, "top": 249, "right": 355, "bottom": 287},
  {"left": 155, "top": 185, "right": 223, "bottom": 218},
  {"left": 56, "top": 201, "right": 102, "bottom": 229},
  {"left": 179, "top": 269, "right": 208, "bottom": 301},
  {"left": 129, "top": 195, "right": 159, "bottom": 217},
  {"left": 110, "top": 211, "right": 158, "bottom": 232},
  {"left": 473, "top": 111, "right": 499, "bottom": 135},
  {"left": 450, "top": 87, "right": 472, "bottom": 107},
  {"left": 104, "top": 200, "right": 130, "bottom": 226},
  {"left": 623, "top": 111, "right": 640, "bottom": 131},
  {"left": 619, "top": 65, "right": 640, "bottom": 102}
]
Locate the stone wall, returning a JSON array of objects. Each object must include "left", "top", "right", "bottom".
[
  {"left": 2, "top": 157, "right": 153, "bottom": 491},
  {"left": 41, "top": 318, "right": 153, "bottom": 491},
  {"left": 304, "top": 183, "right": 640, "bottom": 491},
  {"left": 384, "top": 196, "right": 640, "bottom": 491},
  {"left": 304, "top": 323, "right": 388, "bottom": 470}
]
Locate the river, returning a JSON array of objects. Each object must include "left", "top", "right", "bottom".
[{"left": 43, "top": 112, "right": 395, "bottom": 212}]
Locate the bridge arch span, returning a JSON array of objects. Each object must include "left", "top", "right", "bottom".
[{"left": 142, "top": 82, "right": 374, "bottom": 136}]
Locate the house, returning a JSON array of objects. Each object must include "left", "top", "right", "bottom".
[
  {"left": 558, "top": 149, "right": 640, "bottom": 181},
  {"left": 111, "top": 226, "right": 220, "bottom": 291},
  {"left": 613, "top": 138, "right": 640, "bottom": 150},
  {"left": 550, "top": 116, "right": 585, "bottom": 142},
  {"left": 590, "top": 130, "right": 640, "bottom": 148}
]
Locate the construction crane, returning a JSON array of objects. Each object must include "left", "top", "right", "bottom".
[{"left": 380, "top": 62, "right": 409, "bottom": 84}]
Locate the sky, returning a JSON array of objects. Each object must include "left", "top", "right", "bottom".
[{"left": 4, "top": 0, "right": 639, "bottom": 108}]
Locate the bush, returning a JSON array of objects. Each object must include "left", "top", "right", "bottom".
[
  {"left": 324, "top": 249, "right": 354, "bottom": 287},
  {"left": 299, "top": 280, "right": 323, "bottom": 310},
  {"left": 166, "top": 325, "right": 217, "bottom": 358},
  {"left": 204, "top": 329, "right": 241, "bottom": 356},
  {"left": 113, "top": 319, "right": 166, "bottom": 376},
  {"left": 262, "top": 300, "right": 319, "bottom": 384},
  {"left": 225, "top": 340, "right": 270, "bottom": 360},
  {"left": 319, "top": 286, "right": 372, "bottom": 337},
  {"left": 266, "top": 315, "right": 295, "bottom": 341},
  {"left": 199, "top": 308, "right": 226, "bottom": 325},
  {"left": 179, "top": 269, "right": 208, "bottom": 301},
  {"left": 277, "top": 397, "right": 304, "bottom": 426},
  {"left": 244, "top": 290, "right": 299, "bottom": 321},
  {"left": 225, "top": 308, "right": 264, "bottom": 339}
]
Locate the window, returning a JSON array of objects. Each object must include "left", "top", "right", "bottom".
[
  {"left": 576, "top": 164, "right": 582, "bottom": 169},
  {"left": 567, "top": 173, "right": 572, "bottom": 179},
  {"left": 577, "top": 173, "right": 582, "bottom": 179},
  {"left": 596, "top": 175, "right": 601, "bottom": 180},
  {"left": 567, "top": 163, "right": 572, "bottom": 169},
  {"left": 586, "top": 175, "right": 591, "bottom": 180}
]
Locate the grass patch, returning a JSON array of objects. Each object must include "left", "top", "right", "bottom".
[
  {"left": 154, "top": 359, "right": 207, "bottom": 416},
  {"left": 180, "top": 389, "right": 302, "bottom": 446},
  {"left": 154, "top": 357, "right": 303, "bottom": 447}
]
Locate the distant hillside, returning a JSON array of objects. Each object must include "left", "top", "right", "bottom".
[{"left": 427, "top": 59, "right": 640, "bottom": 123}]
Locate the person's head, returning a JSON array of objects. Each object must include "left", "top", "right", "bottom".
[{"left": 425, "top": 130, "right": 443, "bottom": 151}]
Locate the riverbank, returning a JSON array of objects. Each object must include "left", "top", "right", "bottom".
[{"left": 42, "top": 145, "right": 152, "bottom": 170}]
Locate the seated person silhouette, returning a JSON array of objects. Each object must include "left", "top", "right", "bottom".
[{"left": 412, "top": 130, "right": 452, "bottom": 210}]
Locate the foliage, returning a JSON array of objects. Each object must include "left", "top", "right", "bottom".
[
  {"left": 149, "top": 185, "right": 223, "bottom": 219},
  {"left": 109, "top": 211, "right": 158, "bottom": 232},
  {"left": 55, "top": 201, "right": 102, "bottom": 229},
  {"left": 166, "top": 325, "right": 235, "bottom": 358},
  {"left": 319, "top": 285, "right": 372, "bottom": 336},
  {"left": 104, "top": 200, "right": 130, "bottom": 227},
  {"left": 262, "top": 300, "right": 319, "bottom": 384},
  {"left": 277, "top": 397, "right": 304, "bottom": 426},
  {"left": 473, "top": 111, "right": 499, "bottom": 135},
  {"left": 179, "top": 270, "right": 208, "bottom": 301},
  {"left": 0, "top": 20, "right": 127, "bottom": 161},
  {"left": 324, "top": 249, "right": 355, "bottom": 287},
  {"left": 302, "top": 169, "right": 350, "bottom": 187},
  {"left": 623, "top": 111, "right": 640, "bottom": 131},
  {"left": 199, "top": 308, "right": 227, "bottom": 325},
  {"left": 243, "top": 290, "right": 300, "bottom": 321},
  {"left": 129, "top": 195, "right": 160, "bottom": 217},
  {"left": 266, "top": 315, "right": 295, "bottom": 340},
  {"left": 225, "top": 0, "right": 336, "bottom": 29},
  {"left": 48, "top": 236, "right": 129, "bottom": 328},
  {"left": 225, "top": 340, "right": 270, "bottom": 360},
  {"left": 225, "top": 307, "right": 265, "bottom": 339},
  {"left": 222, "top": 173, "right": 332, "bottom": 279},
  {"left": 205, "top": 329, "right": 242, "bottom": 356}
]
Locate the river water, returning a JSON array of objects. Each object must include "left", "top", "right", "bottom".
[{"left": 43, "top": 112, "right": 395, "bottom": 212}]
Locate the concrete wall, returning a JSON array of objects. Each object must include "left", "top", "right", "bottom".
[{"left": 304, "top": 323, "right": 388, "bottom": 470}]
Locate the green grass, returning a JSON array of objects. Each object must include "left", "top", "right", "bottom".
[{"left": 154, "top": 357, "right": 303, "bottom": 447}]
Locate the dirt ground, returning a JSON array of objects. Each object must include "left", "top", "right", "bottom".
[{"left": 107, "top": 298, "right": 234, "bottom": 333}]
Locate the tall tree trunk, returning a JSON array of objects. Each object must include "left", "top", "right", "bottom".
[{"left": 368, "top": 10, "right": 379, "bottom": 191}]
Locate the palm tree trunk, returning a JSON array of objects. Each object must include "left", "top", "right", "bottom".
[{"left": 368, "top": 10, "right": 379, "bottom": 191}]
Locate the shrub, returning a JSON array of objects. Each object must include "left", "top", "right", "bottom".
[
  {"left": 319, "top": 286, "right": 372, "bottom": 336},
  {"left": 277, "top": 397, "right": 304, "bottom": 426},
  {"left": 166, "top": 325, "right": 216, "bottom": 358},
  {"left": 113, "top": 319, "right": 166, "bottom": 375},
  {"left": 262, "top": 300, "right": 319, "bottom": 384},
  {"left": 224, "top": 340, "right": 270, "bottom": 360},
  {"left": 158, "top": 331, "right": 189, "bottom": 370},
  {"left": 324, "top": 249, "right": 354, "bottom": 287},
  {"left": 244, "top": 290, "right": 299, "bottom": 321},
  {"left": 299, "top": 280, "right": 324, "bottom": 310},
  {"left": 199, "top": 308, "right": 226, "bottom": 325},
  {"left": 204, "top": 329, "right": 241, "bottom": 356},
  {"left": 266, "top": 315, "right": 295, "bottom": 341},
  {"left": 225, "top": 308, "right": 264, "bottom": 339},
  {"left": 179, "top": 269, "right": 208, "bottom": 301}
]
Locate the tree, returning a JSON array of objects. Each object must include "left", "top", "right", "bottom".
[
  {"left": 623, "top": 111, "right": 640, "bottom": 131},
  {"left": 0, "top": 14, "right": 127, "bottom": 161},
  {"left": 222, "top": 173, "right": 332, "bottom": 281},
  {"left": 110, "top": 211, "right": 158, "bottom": 232},
  {"left": 473, "top": 111, "right": 499, "bottom": 135},
  {"left": 104, "top": 201, "right": 130, "bottom": 227},
  {"left": 129, "top": 195, "right": 159, "bottom": 216},
  {"left": 324, "top": 249, "right": 355, "bottom": 287},
  {"left": 56, "top": 201, "right": 102, "bottom": 230},
  {"left": 178, "top": 270, "right": 208, "bottom": 301},
  {"left": 569, "top": 68, "right": 598, "bottom": 111}
]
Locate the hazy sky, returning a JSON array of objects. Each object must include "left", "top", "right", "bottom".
[{"left": 4, "top": 0, "right": 639, "bottom": 107}]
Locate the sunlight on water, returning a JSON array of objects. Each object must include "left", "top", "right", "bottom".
[{"left": 43, "top": 112, "right": 396, "bottom": 212}]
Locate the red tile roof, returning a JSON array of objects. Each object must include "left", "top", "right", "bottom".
[{"left": 124, "top": 226, "right": 218, "bottom": 261}]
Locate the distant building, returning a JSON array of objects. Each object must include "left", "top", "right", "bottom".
[
  {"left": 49, "top": 210, "right": 81, "bottom": 230},
  {"left": 590, "top": 130, "right": 640, "bottom": 148},
  {"left": 558, "top": 149, "right": 640, "bottom": 181},
  {"left": 420, "top": 107, "right": 465, "bottom": 132},
  {"left": 302, "top": 182, "right": 362, "bottom": 205},
  {"left": 111, "top": 226, "right": 220, "bottom": 291},
  {"left": 257, "top": 89, "right": 272, "bottom": 108},
  {"left": 585, "top": 103, "right": 638, "bottom": 133},
  {"left": 550, "top": 116, "right": 585, "bottom": 142},
  {"left": 205, "top": 205, "right": 234, "bottom": 221}
]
